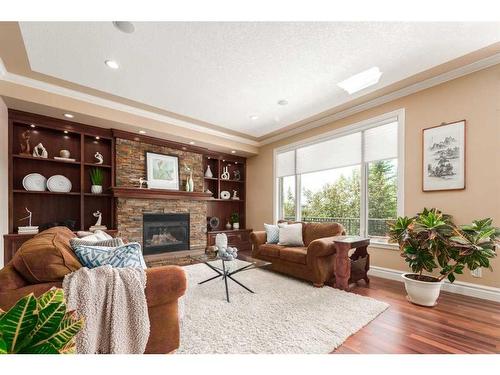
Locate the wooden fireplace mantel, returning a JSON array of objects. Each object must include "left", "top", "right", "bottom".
[{"left": 111, "top": 186, "right": 214, "bottom": 201}]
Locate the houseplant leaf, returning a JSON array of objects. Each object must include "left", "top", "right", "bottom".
[
  {"left": 29, "top": 300, "right": 66, "bottom": 344},
  {"left": 37, "top": 288, "right": 65, "bottom": 310},
  {"left": 0, "top": 293, "right": 37, "bottom": 353}
]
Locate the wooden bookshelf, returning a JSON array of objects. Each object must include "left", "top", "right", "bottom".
[{"left": 8, "top": 110, "right": 116, "bottom": 233}]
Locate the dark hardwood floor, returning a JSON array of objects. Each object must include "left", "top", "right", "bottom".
[{"left": 332, "top": 276, "right": 500, "bottom": 354}]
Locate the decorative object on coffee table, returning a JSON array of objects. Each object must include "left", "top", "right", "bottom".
[
  {"left": 190, "top": 253, "right": 271, "bottom": 302},
  {"left": 220, "top": 190, "right": 230, "bottom": 199},
  {"left": 89, "top": 167, "right": 103, "bottom": 194},
  {"left": 17, "top": 207, "right": 39, "bottom": 234},
  {"left": 32, "top": 143, "right": 48, "bottom": 158},
  {"left": 332, "top": 236, "right": 370, "bottom": 291},
  {"left": 94, "top": 151, "right": 104, "bottom": 164},
  {"left": 19, "top": 129, "right": 32, "bottom": 156},
  {"left": 146, "top": 151, "right": 180, "bottom": 190},
  {"left": 47, "top": 175, "right": 72, "bottom": 193},
  {"left": 89, "top": 210, "right": 107, "bottom": 231},
  {"left": 423, "top": 120, "right": 466, "bottom": 191},
  {"left": 22, "top": 173, "right": 47, "bottom": 191}
]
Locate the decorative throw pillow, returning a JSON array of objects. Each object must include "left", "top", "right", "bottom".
[
  {"left": 70, "top": 237, "right": 124, "bottom": 249},
  {"left": 278, "top": 223, "right": 304, "bottom": 247},
  {"left": 264, "top": 223, "right": 280, "bottom": 244},
  {"left": 73, "top": 242, "right": 147, "bottom": 269},
  {"left": 75, "top": 230, "right": 112, "bottom": 241}
]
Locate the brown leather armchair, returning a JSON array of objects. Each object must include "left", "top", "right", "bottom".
[
  {"left": 250, "top": 222, "right": 344, "bottom": 287},
  {"left": 0, "top": 227, "right": 186, "bottom": 354}
]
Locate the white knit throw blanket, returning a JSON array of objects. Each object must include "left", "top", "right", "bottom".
[{"left": 63, "top": 265, "right": 150, "bottom": 354}]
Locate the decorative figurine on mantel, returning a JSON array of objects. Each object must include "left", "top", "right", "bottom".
[
  {"left": 18, "top": 207, "right": 39, "bottom": 234},
  {"left": 32, "top": 143, "right": 48, "bottom": 158},
  {"left": 131, "top": 177, "right": 148, "bottom": 189},
  {"left": 184, "top": 164, "right": 194, "bottom": 192},
  {"left": 94, "top": 152, "right": 104, "bottom": 165},
  {"left": 89, "top": 210, "right": 107, "bottom": 232},
  {"left": 20, "top": 130, "right": 32, "bottom": 156}
]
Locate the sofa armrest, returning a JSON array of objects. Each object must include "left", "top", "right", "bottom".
[
  {"left": 250, "top": 231, "right": 267, "bottom": 249},
  {"left": 145, "top": 266, "right": 187, "bottom": 307},
  {"left": 306, "top": 236, "right": 338, "bottom": 259}
]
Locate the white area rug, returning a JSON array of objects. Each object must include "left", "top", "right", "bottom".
[{"left": 177, "top": 260, "right": 389, "bottom": 354}]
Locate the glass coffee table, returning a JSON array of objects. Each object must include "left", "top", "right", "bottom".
[{"left": 189, "top": 253, "right": 271, "bottom": 302}]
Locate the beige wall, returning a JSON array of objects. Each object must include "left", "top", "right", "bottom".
[
  {"left": 246, "top": 64, "right": 500, "bottom": 288},
  {"left": 0, "top": 97, "right": 8, "bottom": 267}
]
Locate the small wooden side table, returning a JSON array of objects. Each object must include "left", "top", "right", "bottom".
[{"left": 332, "top": 236, "right": 370, "bottom": 291}]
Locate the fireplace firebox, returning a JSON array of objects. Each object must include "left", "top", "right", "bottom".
[{"left": 143, "top": 213, "right": 190, "bottom": 254}]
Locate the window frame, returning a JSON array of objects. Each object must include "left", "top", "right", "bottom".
[{"left": 273, "top": 109, "right": 405, "bottom": 240}]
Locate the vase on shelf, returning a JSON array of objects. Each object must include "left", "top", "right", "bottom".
[
  {"left": 225, "top": 221, "right": 232, "bottom": 230},
  {"left": 232, "top": 222, "right": 240, "bottom": 230},
  {"left": 188, "top": 171, "right": 194, "bottom": 192},
  {"left": 205, "top": 165, "right": 213, "bottom": 178},
  {"left": 91, "top": 185, "right": 103, "bottom": 194}
]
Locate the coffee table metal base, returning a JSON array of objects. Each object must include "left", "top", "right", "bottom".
[{"left": 198, "top": 260, "right": 257, "bottom": 302}]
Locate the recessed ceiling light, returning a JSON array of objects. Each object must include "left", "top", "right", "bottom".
[
  {"left": 277, "top": 99, "right": 288, "bottom": 106},
  {"left": 337, "top": 67, "right": 382, "bottom": 95},
  {"left": 249, "top": 115, "right": 259, "bottom": 120},
  {"left": 63, "top": 113, "right": 74, "bottom": 118},
  {"left": 189, "top": 141, "right": 195, "bottom": 145},
  {"left": 30, "top": 124, "right": 36, "bottom": 128},
  {"left": 63, "top": 130, "right": 69, "bottom": 134},
  {"left": 95, "top": 136, "right": 100, "bottom": 140},
  {"left": 112, "top": 21, "right": 135, "bottom": 34},
  {"left": 105, "top": 60, "right": 119, "bottom": 69},
  {"left": 231, "top": 150, "right": 236, "bottom": 154},
  {"left": 138, "top": 130, "right": 146, "bottom": 134}
]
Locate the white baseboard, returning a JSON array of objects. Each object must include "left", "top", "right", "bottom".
[{"left": 368, "top": 266, "right": 500, "bottom": 303}]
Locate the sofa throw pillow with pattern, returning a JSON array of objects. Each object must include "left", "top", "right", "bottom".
[
  {"left": 73, "top": 242, "right": 147, "bottom": 269},
  {"left": 70, "top": 237, "right": 125, "bottom": 249},
  {"left": 264, "top": 223, "right": 280, "bottom": 244},
  {"left": 278, "top": 223, "right": 304, "bottom": 247}
]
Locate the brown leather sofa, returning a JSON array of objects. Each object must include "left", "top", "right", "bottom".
[
  {"left": 0, "top": 226, "right": 186, "bottom": 354},
  {"left": 250, "top": 221, "right": 344, "bottom": 287}
]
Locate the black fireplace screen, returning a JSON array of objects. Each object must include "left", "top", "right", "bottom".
[{"left": 143, "top": 213, "right": 190, "bottom": 254}]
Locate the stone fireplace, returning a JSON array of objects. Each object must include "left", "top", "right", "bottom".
[{"left": 143, "top": 213, "right": 190, "bottom": 254}]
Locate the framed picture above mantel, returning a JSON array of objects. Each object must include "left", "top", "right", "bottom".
[
  {"left": 146, "top": 151, "right": 180, "bottom": 190},
  {"left": 422, "top": 120, "right": 466, "bottom": 192}
]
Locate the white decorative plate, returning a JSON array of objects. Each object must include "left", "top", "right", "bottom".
[
  {"left": 220, "top": 190, "right": 231, "bottom": 199},
  {"left": 47, "top": 175, "right": 72, "bottom": 192},
  {"left": 22, "top": 173, "right": 47, "bottom": 191}
]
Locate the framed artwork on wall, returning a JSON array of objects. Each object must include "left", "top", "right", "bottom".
[
  {"left": 146, "top": 151, "right": 180, "bottom": 190},
  {"left": 422, "top": 120, "right": 466, "bottom": 192}
]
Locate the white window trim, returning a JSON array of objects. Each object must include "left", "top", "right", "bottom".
[{"left": 273, "top": 109, "right": 405, "bottom": 237}]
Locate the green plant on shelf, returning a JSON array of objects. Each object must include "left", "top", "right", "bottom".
[
  {"left": 89, "top": 167, "right": 104, "bottom": 186},
  {"left": 230, "top": 212, "right": 239, "bottom": 224}
]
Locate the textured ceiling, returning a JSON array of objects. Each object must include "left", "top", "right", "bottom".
[{"left": 19, "top": 22, "right": 500, "bottom": 137}]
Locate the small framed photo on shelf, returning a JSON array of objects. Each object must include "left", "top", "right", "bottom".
[
  {"left": 422, "top": 120, "right": 466, "bottom": 192},
  {"left": 146, "top": 152, "right": 180, "bottom": 190}
]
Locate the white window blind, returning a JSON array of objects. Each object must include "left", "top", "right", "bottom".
[
  {"left": 296, "top": 132, "right": 362, "bottom": 175},
  {"left": 364, "top": 121, "right": 398, "bottom": 162},
  {"left": 276, "top": 150, "right": 296, "bottom": 177}
]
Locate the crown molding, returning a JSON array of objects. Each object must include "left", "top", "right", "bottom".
[
  {"left": 0, "top": 58, "right": 260, "bottom": 147},
  {"left": 259, "top": 53, "right": 500, "bottom": 146}
]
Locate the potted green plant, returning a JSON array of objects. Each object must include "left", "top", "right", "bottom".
[
  {"left": 230, "top": 212, "right": 240, "bottom": 230},
  {"left": 389, "top": 208, "right": 498, "bottom": 307},
  {"left": 89, "top": 167, "right": 104, "bottom": 194},
  {"left": 0, "top": 288, "right": 84, "bottom": 354}
]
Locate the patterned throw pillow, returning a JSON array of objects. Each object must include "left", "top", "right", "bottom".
[
  {"left": 264, "top": 223, "right": 280, "bottom": 244},
  {"left": 70, "top": 237, "right": 125, "bottom": 249},
  {"left": 73, "top": 242, "right": 147, "bottom": 269}
]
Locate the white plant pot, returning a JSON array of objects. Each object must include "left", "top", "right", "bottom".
[
  {"left": 91, "top": 185, "right": 103, "bottom": 194},
  {"left": 232, "top": 222, "right": 240, "bottom": 229},
  {"left": 402, "top": 273, "right": 443, "bottom": 307}
]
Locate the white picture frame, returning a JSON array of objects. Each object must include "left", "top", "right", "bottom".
[
  {"left": 146, "top": 152, "right": 180, "bottom": 190},
  {"left": 422, "top": 120, "right": 466, "bottom": 192}
]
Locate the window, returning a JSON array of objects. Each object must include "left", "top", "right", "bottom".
[{"left": 274, "top": 110, "right": 404, "bottom": 242}]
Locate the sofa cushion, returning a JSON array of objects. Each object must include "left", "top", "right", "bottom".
[
  {"left": 258, "top": 244, "right": 282, "bottom": 258},
  {"left": 74, "top": 242, "right": 146, "bottom": 269},
  {"left": 278, "top": 223, "right": 304, "bottom": 246},
  {"left": 279, "top": 247, "right": 307, "bottom": 265},
  {"left": 12, "top": 226, "right": 82, "bottom": 283},
  {"left": 264, "top": 223, "right": 280, "bottom": 244},
  {"left": 303, "top": 222, "right": 344, "bottom": 246}
]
